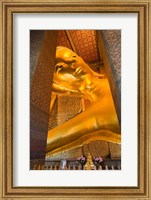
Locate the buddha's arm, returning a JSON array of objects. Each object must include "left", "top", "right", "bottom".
[{"left": 46, "top": 100, "right": 120, "bottom": 156}]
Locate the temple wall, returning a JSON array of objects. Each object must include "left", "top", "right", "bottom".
[{"left": 49, "top": 95, "right": 82, "bottom": 128}]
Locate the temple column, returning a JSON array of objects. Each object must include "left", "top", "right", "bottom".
[
  {"left": 30, "top": 30, "right": 57, "bottom": 169},
  {"left": 97, "top": 30, "right": 121, "bottom": 125}
]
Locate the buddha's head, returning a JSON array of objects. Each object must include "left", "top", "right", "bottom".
[{"left": 52, "top": 46, "right": 102, "bottom": 94}]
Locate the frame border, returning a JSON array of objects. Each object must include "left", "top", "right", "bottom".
[{"left": 0, "top": 0, "right": 150, "bottom": 199}]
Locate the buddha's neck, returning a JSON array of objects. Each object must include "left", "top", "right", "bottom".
[{"left": 80, "top": 74, "right": 110, "bottom": 103}]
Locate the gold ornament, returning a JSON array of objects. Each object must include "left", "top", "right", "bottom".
[{"left": 84, "top": 153, "right": 96, "bottom": 170}]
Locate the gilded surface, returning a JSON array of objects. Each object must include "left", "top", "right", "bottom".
[
  {"left": 84, "top": 153, "right": 96, "bottom": 170},
  {"left": 46, "top": 46, "right": 121, "bottom": 157}
]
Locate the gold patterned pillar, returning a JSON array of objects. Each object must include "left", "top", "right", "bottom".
[
  {"left": 30, "top": 30, "right": 57, "bottom": 168},
  {"left": 97, "top": 30, "right": 121, "bottom": 125}
]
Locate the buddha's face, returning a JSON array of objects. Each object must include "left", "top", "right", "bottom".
[{"left": 52, "top": 46, "right": 88, "bottom": 93}]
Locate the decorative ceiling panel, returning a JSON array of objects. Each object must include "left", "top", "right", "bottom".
[
  {"left": 56, "top": 30, "right": 72, "bottom": 49},
  {"left": 69, "top": 30, "right": 99, "bottom": 63},
  {"left": 57, "top": 30, "right": 99, "bottom": 63}
]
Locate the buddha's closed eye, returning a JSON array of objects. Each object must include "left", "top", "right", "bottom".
[{"left": 55, "top": 64, "right": 63, "bottom": 72}]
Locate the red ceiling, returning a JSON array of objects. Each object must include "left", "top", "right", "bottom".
[{"left": 57, "top": 30, "right": 99, "bottom": 63}]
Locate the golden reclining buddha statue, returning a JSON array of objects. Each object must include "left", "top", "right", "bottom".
[{"left": 46, "top": 46, "right": 121, "bottom": 157}]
